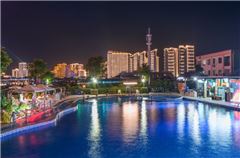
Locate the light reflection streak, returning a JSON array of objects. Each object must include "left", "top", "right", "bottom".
[
  {"left": 140, "top": 101, "right": 148, "bottom": 145},
  {"left": 187, "top": 104, "right": 201, "bottom": 145},
  {"left": 208, "top": 109, "right": 232, "bottom": 149},
  {"left": 122, "top": 102, "right": 139, "bottom": 143},
  {"left": 177, "top": 103, "right": 185, "bottom": 142},
  {"left": 88, "top": 99, "right": 101, "bottom": 158}
]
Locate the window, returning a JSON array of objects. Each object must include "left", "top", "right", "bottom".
[
  {"left": 224, "top": 69, "right": 230, "bottom": 75},
  {"left": 213, "top": 58, "right": 216, "bottom": 67},
  {"left": 208, "top": 70, "right": 211, "bottom": 76},
  {"left": 218, "top": 57, "right": 222, "bottom": 64},
  {"left": 213, "top": 58, "right": 216, "bottom": 64},
  {"left": 202, "top": 60, "right": 206, "bottom": 65},
  {"left": 224, "top": 56, "right": 230, "bottom": 66},
  {"left": 213, "top": 70, "right": 216, "bottom": 76},
  {"left": 207, "top": 59, "right": 211, "bottom": 65},
  {"left": 218, "top": 70, "right": 222, "bottom": 75}
]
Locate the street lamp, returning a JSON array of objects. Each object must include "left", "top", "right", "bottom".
[
  {"left": 141, "top": 76, "right": 146, "bottom": 87},
  {"left": 46, "top": 78, "right": 50, "bottom": 85},
  {"left": 92, "top": 77, "right": 98, "bottom": 84},
  {"left": 91, "top": 77, "right": 98, "bottom": 96}
]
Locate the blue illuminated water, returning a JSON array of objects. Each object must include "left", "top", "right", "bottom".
[{"left": 2, "top": 97, "right": 240, "bottom": 158}]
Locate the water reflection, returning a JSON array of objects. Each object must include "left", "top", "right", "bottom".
[
  {"left": 88, "top": 99, "right": 101, "bottom": 158},
  {"left": 140, "top": 101, "right": 148, "bottom": 145},
  {"left": 3, "top": 99, "right": 240, "bottom": 158},
  {"left": 177, "top": 103, "right": 185, "bottom": 142},
  {"left": 187, "top": 104, "right": 201, "bottom": 145},
  {"left": 208, "top": 108, "right": 232, "bottom": 150},
  {"left": 233, "top": 112, "right": 240, "bottom": 148},
  {"left": 122, "top": 102, "right": 139, "bottom": 143}
]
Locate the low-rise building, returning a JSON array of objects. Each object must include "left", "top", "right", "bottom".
[
  {"left": 52, "top": 63, "right": 86, "bottom": 78},
  {"left": 196, "top": 49, "right": 240, "bottom": 76}
]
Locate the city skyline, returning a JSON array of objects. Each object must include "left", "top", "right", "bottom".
[{"left": 2, "top": 1, "right": 240, "bottom": 69}]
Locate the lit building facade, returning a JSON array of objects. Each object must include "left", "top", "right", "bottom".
[
  {"left": 164, "top": 45, "right": 195, "bottom": 77},
  {"left": 164, "top": 47, "right": 179, "bottom": 77},
  {"left": 196, "top": 49, "right": 240, "bottom": 76},
  {"left": 12, "top": 62, "right": 29, "bottom": 78},
  {"left": 139, "top": 51, "right": 148, "bottom": 68},
  {"left": 53, "top": 63, "right": 86, "bottom": 78},
  {"left": 149, "top": 49, "right": 159, "bottom": 72},
  {"left": 69, "top": 63, "right": 86, "bottom": 78},
  {"left": 107, "top": 51, "right": 131, "bottom": 78},
  {"left": 129, "top": 51, "right": 148, "bottom": 72},
  {"left": 107, "top": 50, "right": 159, "bottom": 78},
  {"left": 12, "top": 68, "right": 19, "bottom": 78},
  {"left": 52, "top": 63, "right": 67, "bottom": 78},
  {"left": 178, "top": 45, "right": 195, "bottom": 76},
  {"left": 18, "top": 62, "right": 29, "bottom": 77}
]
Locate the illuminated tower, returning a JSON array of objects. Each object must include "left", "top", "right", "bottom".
[{"left": 146, "top": 27, "right": 152, "bottom": 71}]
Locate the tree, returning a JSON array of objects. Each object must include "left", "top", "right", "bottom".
[
  {"left": 138, "top": 63, "right": 151, "bottom": 84},
  {"left": 195, "top": 64, "right": 204, "bottom": 76},
  {"left": 85, "top": 56, "right": 105, "bottom": 78},
  {"left": 185, "top": 64, "right": 204, "bottom": 78},
  {"left": 1, "top": 47, "right": 12, "bottom": 74},
  {"left": 29, "top": 59, "right": 48, "bottom": 84},
  {"left": 42, "top": 71, "right": 54, "bottom": 84}
]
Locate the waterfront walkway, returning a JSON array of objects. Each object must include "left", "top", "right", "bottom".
[{"left": 183, "top": 96, "right": 240, "bottom": 111}]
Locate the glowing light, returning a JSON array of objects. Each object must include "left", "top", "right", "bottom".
[
  {"left": 141, "top": 78, "right": 146, "bottom": 83},
  {"left": 177, "top": 77, "right": 185, "bottom": 81},
  {"left": 197, "top": 79, "right": 204, "bottom": 83},
  {"left": 92, "top": 77, "right": 98, "bottom": 84},
  {"left": 122, "top": 103, "right": 139, "bottom": 143},
  {"left": 123, "top": 82, "right": 138, "bottom": 85},
  {"left": 46, "top": 79, "right": 49, "bottom": 85},
  {"left": 193, "top": 77, "right": 197, "bottom": 81},
  {"left": 88, "top": 101, "right": 101, "bottom": 157},
  {"left": 231, "top": 89, "right": 240, "bottom": 103}
]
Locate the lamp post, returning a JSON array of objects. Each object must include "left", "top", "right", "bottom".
[
  {"left": 91, "top": 77, "right": 98, "bottom": 96},
  {"left": 141, "top": 77, "right": 146, "bottom": 87},
  {"left": 92, "top": 77, "right": 98, "bottom": 87}
]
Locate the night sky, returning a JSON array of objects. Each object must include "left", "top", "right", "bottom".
[{"left": 2, "top": 1, "right": 240, "bottom": 69}]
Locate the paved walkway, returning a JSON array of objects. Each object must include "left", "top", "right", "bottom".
[{"left": 183, "top": 96, "right": 240, "bottom": 111}]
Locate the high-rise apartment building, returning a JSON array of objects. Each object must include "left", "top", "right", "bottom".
[
  {"left": 107, "top": 50, "right": 159, "bottom": 78},
  {"left": 178, "top": 45, "right": 195, "bottom": 76},
  {"left": 107, "top": 28, "right": 159, "bottom": 78},
  {"left": 163, "top": 45, "right": 195, "bottom": 77},
  {"left": 163, "top": 47, "right": 179, "bottom": 77},
  {"left": 149, "top": 49, "right": 159, "bottom": 72},
  {"left": 139, "top": 51, "right": 148, "bottom": 68},
  {"left": 107, "top": 51, "right": 131, "bottom": 78},
  {"left": 129, "top": 51, "right": 148, "bottom": 72}
]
